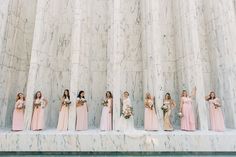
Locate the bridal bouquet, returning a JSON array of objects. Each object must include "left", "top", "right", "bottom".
[
  {"left": 161, "top": 104, "right": 168, "bottom": 112},
  {"left": 122, "top": 106, "right": 133, "bottom": 119},
  {"left": 101, "top": 99, "right": 108, "bottom": 106}
]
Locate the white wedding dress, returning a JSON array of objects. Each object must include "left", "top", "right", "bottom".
[{"left": 117, "top": 97, "right": 135, "bottom": 131}]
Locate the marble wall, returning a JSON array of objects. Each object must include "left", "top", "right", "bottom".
[
  {"left": 0, "top": 0, "right": 235, "bottom": 130},
  {"left": 0, "top": 0, "right": 37, "bottom": 127}
]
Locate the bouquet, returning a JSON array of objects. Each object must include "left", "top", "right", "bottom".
[
  {"left": 34, "top": 99, "right": 41, "bottom": 108},
  {"left": 122, "top": 106, "right": 133, "bottom": 119},
  {"left": 64, "top": 98, "right": 71, "bottom": 106},
  {"left": 161, "top": 104, "right": 168, "bottom": 112},
  {"left": 77, "top": 98, "right": 87, "bottom": 106},
  {"left": 17, "top": 103, "right": 25, "bottom": 109},
  {"left": 148, "top": 102, "right": 154, "bottom": 110},
  {"left": 101, "top": 99, "right": 108, "bottom": 106},
  {"left": 177, "top": 112, "right": 183, "bottom": 118}
]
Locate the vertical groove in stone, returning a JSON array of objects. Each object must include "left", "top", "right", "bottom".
[
  {"left": 204, "top": 0, "right": 236, "bottom": 128},
  {"left": 23, "top": 0, "right": 43, "bottom": 130},
  {"left": 173, "top": 0, "right": 208, "bottom": 130},
  {"left": 107, "top": 0, "right": 123, "bottom": 130}
]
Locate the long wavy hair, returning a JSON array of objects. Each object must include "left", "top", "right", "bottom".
[
  {"left": 106, "top": 91, "right": 113, "bottom": 98},
  {"left": 63, "top": 89, "right": 70, "bottom": 100},
  {"left": 34, "top": 91, "right": 42, "bottom": 100},
  {"left": 77, "top": 90, "right": 85, "bottom": 99},
  {"left": 16, "top": 93, "right": 25, "bottom": 102},
  {"left": 208, "top": 91, "right": 216, "bottom": 100}
]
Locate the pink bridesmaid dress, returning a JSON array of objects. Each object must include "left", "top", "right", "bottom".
[
  {"left": 57, "top": 99, "right": 69, "bottom": 131},
  {"left": 208, "top": 98, "right": 225, "bottom": 131},
  {"left": 76, "top": 100, "right": 88, "bottom": 131},
  {"left": 100, "top": 99, "right": 112, "bottom": 131},
  {"left": 144, "top": 99, "right": 159, "bottom": 131},
  {"left": 181, "top": 97, "right": 196, "bottom": 131},
  {"left": 12, "top": 100, "right": 25, "bottom": 131},
  {"left": 31, "top": 99, "right": 45, "bottom": 130}
]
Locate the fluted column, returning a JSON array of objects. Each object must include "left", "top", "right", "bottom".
[
  {"left": 23, "top": 0, "right": 43, "bottom": 130},
  {"left": 142, "top": 0, "right": 166, "bottom": 129},
  {"left": 204, "top": 0, "right": 236, "bottom": 128},
  {"left": 174, "top": 0, "right": 208, "bottom": 130},
  {"left": 68, "top": 0, "right": 83, "bottom": 130},
  {"left": 107, "top": 0, "right": 123, "bottom": 131}
]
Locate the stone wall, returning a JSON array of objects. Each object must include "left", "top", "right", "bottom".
[{"left": 0, "top": 0, "right": 235, "bottom": 130}]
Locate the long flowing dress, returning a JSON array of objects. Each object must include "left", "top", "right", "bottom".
[
  {"left": 31, "top": 98, "right": 46, "bottom": 130},
  {"left": 12, "top": 100, "right": 25, "bottom": 131},
  {"left": 208, "top": 98, "right": 225, "bottom": 131},
  {"left": 144, "top": 99, "right": 159, "bottom": 131},
  {"left": 117, "top": 98, "right": 134, "bottom": 131},
  {"left": 163, "top": 100, "right": 174, "bottom": 131},
  {"left": 181, "top": 97, "right": 196, "bottom": 131},
  {"left": 76, "top": 98, "right": 88, "bottom": 131},
  {"left": 57, "top": 98, "right": 69, "bottom": 131},
  {"left": 100, "top": 98, "right": 112, "bottom": 131}
]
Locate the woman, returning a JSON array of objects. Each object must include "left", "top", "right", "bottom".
[
  {"left": 31, "top": 91, "right": 48, "bottom": 131},
  {"left": 76, "top": 90, "right": 88, "bottom": 131},
  {"left": 179, "top": 87, "right": 196, "bottom": 131},
  {"left": 205, "top": 91, "right": 225, "bottom": 132},
  {"left": 162, "top": 93, "right": 176, "bottom": 131},
  {"left": 100, "top": 91, "right": 113, "bottom": 131},
  {"left": 117, "top": 91, "right": 134, "bottom": 131},
  {"left": 144, "top": 93, "right": 159, "bottom": 131},
  {"left": 57, "top": 89, "right": 71, "bottom": 131},
  {"left": 12, "top": 93, "right": 25, "bottom": 131}
]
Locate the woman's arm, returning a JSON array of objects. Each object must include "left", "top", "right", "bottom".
[
  {"left": 43, "top": 98, "right": 48, "bottom": 107},
  {"left": 205, "top": 94, "right": 210, "bottom": 101},
  {"left": 190, "top": 86, "right": 197, "bottom": 98},
  {"left": 171, "top": 100, "right": 176, "bottom": 109}
]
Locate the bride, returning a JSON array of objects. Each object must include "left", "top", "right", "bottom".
[{"left": 117, "top": 91, "right": 135, "bottom": 131}]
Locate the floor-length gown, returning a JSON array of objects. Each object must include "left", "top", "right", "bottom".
[
  {"left": 76, "top": 99, "right": 88, "bottom": 131},
  {"left": 57, "top": 98, "right": 69, "bottom": 131},
  {"left": 181, "top": 97, "right": 196, "bottom": 131},
  {"left": 117, "top": 98, "right": 134, "bottom": 131},
  {"left": 163, "top": 100, "right": 174, "bottom": 131},
  {"left": 100, "top": 99, "right": 112, "bottom": 131},
  {"left": 208, "top": 98, "right": 225, "bottom": 131},
  {"left": 12, "top": 100, "right": 25, "bottom": 131},
  {"left": 31, "top": 98, "right": 45, "bottom": 130},
  {"left": 144, "top": 99, "right": 159, "bottom": 131}
]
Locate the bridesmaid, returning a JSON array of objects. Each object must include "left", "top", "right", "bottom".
[
  {"left": 144, "top": 93, "right": 159, "bottom": 131},
  {"left": 12, "top": 93, "right": 25, "bottom": 131},
  {"left": 162, "top": 93, "right": 176, "bottom": 131},
  {"left": 100, "top": 91, "right": 113, "bottom": 131},
  {"left": 205, "top": 91, "right": 225, "bottom": 132},
  {"left": 179, "top": 87, "right": 196, "bottom": 131},
  {"left": 76, "top": 90, "right": 88, "bottom": 131},
  {"left": 57, "top": 89, "right": 71, "bottom": 131},
  {"left": 31, "top": 91, "right": 48, "bottom": 131}
]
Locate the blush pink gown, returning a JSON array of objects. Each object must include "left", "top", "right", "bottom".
[
  {"left": 208, "top": 98, "right": 225, "bottom": 131},
  {"left": 31, "top": 99, "right": 45, "bottom": 130},
  {"left": 144, "top": 99, "right": 159, "bottom": 131},
  {"left": 181, "top": 97, "right": 196, "bottom": 131},
  {"left": 100, "top": 99, "right": 112, "bottom": 131},
  {"left": 57, "top": 102, "right": 69, "bottom": 131},
  {"left": 76, "top": 101, "right": 88, "bottom": 131},
  {"left": 12, "top": 100, "right": 25, "bottom": 131}
]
